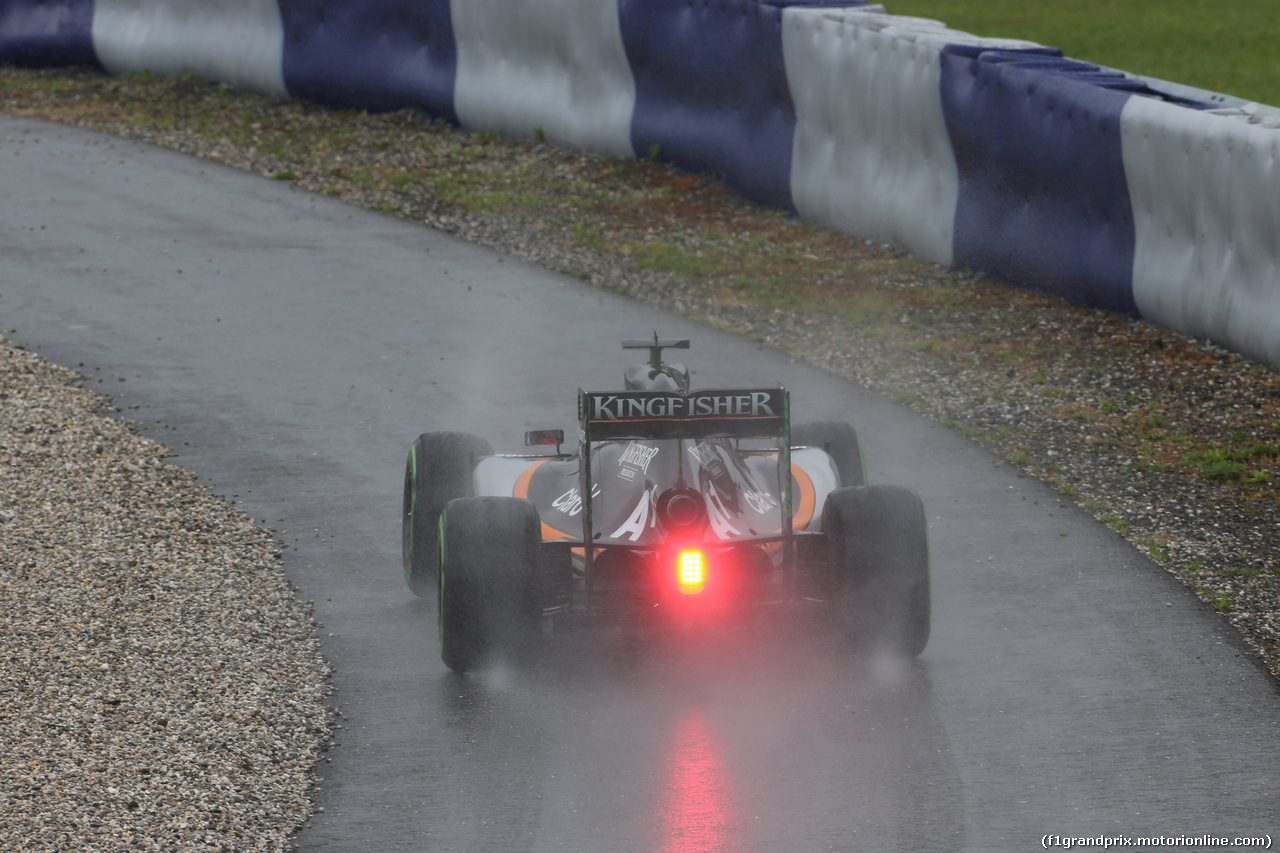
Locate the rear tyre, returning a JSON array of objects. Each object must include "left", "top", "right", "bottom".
[
  {"left": 439, "top": 496, "right": 543, "bottom": 673},
  {"left": 402, "top": 432, "right": 492, "bottom": 597},
  {"left": 793, "top": 421, "right": 865, "bottom": 487},
  {"left": 821, "top": 484, "right": 930, "bottom": 656}
]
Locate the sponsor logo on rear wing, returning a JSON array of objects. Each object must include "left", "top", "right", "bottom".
[{"left": 579, "top": 388, "right": 788, "bottom": 440}]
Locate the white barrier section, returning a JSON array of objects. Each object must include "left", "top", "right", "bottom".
[
  {"left": 91, "top": 0, "right": 286, "bottom": 97},
  {"left": 784, "top": 9, "right": 958, "bottom": 265},
  {"left": 451, "top": 0, "right": 635, "bottom": 156},
  {"left": 1124, "top": 98, "right": 1280, "bottom": 366}
]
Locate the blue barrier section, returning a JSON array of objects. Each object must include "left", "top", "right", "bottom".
[
  {"left": 940, "top": 46, "right": 1141, "bottom": 314},
  {"left": 620, "top": 0, "right": 809, "bottom": 209},
  {"left": 0, "top": 0, "right": 97, "bottom": 67},
  {"left": 279, "top": 0, "right": 457, "bottom": 122}
]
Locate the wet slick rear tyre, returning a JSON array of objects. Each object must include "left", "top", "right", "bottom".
[
  {"left": 402, "top": 432, "right": 492, "bottom": 597},
  {"left": 438, "top": 496, "right": 542, "bottom": 673},
  {"left": 793, "top": 421, "right": 865, "bottom": 487},
  {"left": 821, "top": 484, "right": 930, "bottom": 657}
]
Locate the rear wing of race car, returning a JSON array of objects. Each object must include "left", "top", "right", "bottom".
[{"left": 577, "top": 387, "right": 793, "bottom": 551}]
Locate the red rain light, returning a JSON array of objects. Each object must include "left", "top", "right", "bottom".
[{"left": 676, "top": 550, "right": 706, "bottom": 594}]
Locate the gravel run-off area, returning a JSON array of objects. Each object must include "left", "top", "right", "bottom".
[
  {"left": 2, "top": 65, "right": 1279, "bottom": 849},
  {"left": 0, "top": 339, "right": 333, "bottom": 851}
]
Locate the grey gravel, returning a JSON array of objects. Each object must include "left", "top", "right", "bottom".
[{"left": 0, "top": 338, "right": 332, "bottom": 851}]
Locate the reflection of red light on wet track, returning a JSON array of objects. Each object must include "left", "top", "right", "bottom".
[{"left": 657, "top": 713, "right": 738, "bottom": 853}]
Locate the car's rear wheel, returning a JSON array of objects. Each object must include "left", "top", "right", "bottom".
[
  {"left": 821, "top": 484, "right": 930, "bottom": 656},
  {"left": 439, "top": 496, "right": 542, "bottom": 673},
  {"left": 402, "top": 432, "right": 492, "bottom": 597},
  {"left": 793, "top": 421, "right": 865, "bottom": 487}
]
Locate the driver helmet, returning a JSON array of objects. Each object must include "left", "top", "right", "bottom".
[{"left": 625, "top": 361, "right": 691, "bottom": 392}]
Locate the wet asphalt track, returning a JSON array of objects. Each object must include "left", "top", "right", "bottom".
[{"left": 3, "top": 114, "right": 1278, "bottom": 851}]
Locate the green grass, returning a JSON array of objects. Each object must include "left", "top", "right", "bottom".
[
  {"left": 627, "top": 242, "right": 721, "bottom": 281},
  {"left": 1101, "top": 515, "right": 1132, "bottom": 536},
  {"left": 886, "top": 0, "right": 1280, "bottom": 107},
  {"left": 1137, "top": 537, "right": 1171, "bottom": 566},
  {"left": 1184, "top": 444, "right": 1279, "bottom": 482},
  {"left": 892, "top": 390, "right": 923, "bottom": 406},
  {"left": 570, "top": 222, "right": 608, "bottom": 254},
  {"left": 1221, "top": 566, "right": 1280, "bottom": 577}
]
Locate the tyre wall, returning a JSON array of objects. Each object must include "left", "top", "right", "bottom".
[
  {"left": 939, "top": 46, "right": 1144, "bottom": 315},
  {"left": 0, "top": 0, "right": 94, "bottom": 66},
  {"left": 278, "top": 0, "right": 455, "bottom": 119},
  {"left": 621, "top": 0, "right": 796, "bottom": 209},
  {"left": 783, "top": 9, "right": 1038, "bottom": 268},
  {"left": 1122, "top": 97, "right": 1280, "bottom": 368},
  {"left": 3, "top": 0, "right": 1279, "bottom": 368},
  {"left": 453, "top": 0, "right": 632, "bottom": 156},
  {"left": 93, "top": 0, "right": 285, "bottom": 96}
]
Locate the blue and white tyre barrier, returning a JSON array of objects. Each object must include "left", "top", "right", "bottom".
[
  {"left": 2, "top": 0, "right": 1280, "bottom": 367},
  {"left": 784, "top": 7, "right": 1042, "bottom": 267}
]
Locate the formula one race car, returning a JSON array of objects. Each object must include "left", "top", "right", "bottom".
[{"left": 402, "top": 336, "right": 930, "bottom": 672}]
